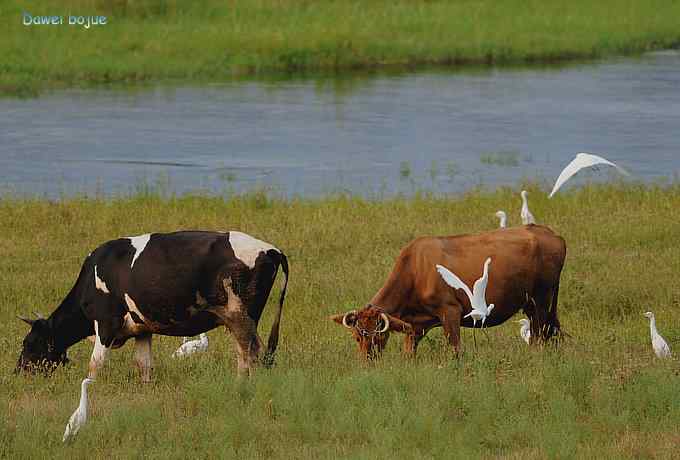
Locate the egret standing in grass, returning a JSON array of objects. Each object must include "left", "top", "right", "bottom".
[
  {"left": 436, "top": 257, "right": 494, "bottom": 347},
  {"left": 520, "top": 190, "right": 536, "bottom": 225},
  {"left": 63, "top": 377, "right": 94, "bottom": 442},
  {"left": 517, "top": 318, "right": 531, "bottom": 344},
  {"left": 495, "top": 210, "right": 507, "bottom": 228},
  {"left": 172, "top": 333, "right": 209, "bottom": 358},
  {"left": 549, "top": 152, "right": 630, "bottom": 198},
  {"left": 643, "top": 311, "right": 671, "bottom": 358}
]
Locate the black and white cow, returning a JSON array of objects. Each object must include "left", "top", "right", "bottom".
[{"left": 16, "top": 230, "right": 289, "bottom": 380}]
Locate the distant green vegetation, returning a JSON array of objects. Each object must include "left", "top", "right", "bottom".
[
  {"left": 480, "top": 151, "right": 522, "bottom": 167},
  {"left": 2, "top": 184, "right": 680, "bottom": 458},
  {"left": 3, "top": 0, "right": 680, "bottom": 95}
]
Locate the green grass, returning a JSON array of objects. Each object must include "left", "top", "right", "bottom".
[
  {"left": 2, "top": 184, "right": 680, "bottom": 458},
  {"left": 3, "top": 0, "right": 680, "bottom": 96}
]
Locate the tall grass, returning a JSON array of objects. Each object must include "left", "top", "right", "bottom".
[
  {"left": 1, "top": 184, "right": 680, "bottom": 458},
  {"left": 3, "top": 0, "right": 680, "bottom": 95}
]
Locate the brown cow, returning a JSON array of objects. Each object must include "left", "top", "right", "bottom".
[{"left": 330, "top": 225, "right": 566, "bottom": 359}]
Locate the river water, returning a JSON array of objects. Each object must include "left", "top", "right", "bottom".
[{"left": 1, "top": 51, "right": 679, "bottom": 198}]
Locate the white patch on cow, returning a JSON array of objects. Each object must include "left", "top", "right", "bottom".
[
  {"left": 94, "top": 266, "right": 110, "bottom": 294},
  {"left": 228, "top": 231, "right": 278, "bottom": 269},
  {"left": 125, "top": 293, "right": 148, "bottom": 323},
  {"left": 223, "top": 278, "right": 244, "bottom": 313},
  {"left": 127, "top": 234, "right": 152, "bottom": 269}
]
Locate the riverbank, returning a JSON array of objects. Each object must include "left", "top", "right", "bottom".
[
  {"left": 2, "top": 185, "right": 679, "bottom": 457},
  {"left": 3, "top": 0, "right": 680, "bottom": 96}
]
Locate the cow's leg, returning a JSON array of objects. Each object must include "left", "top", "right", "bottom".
[
  {"left": 402, "top": 327, "right": 431, "bottom": 356},
  {"left": 134, "top": 334, "right": 153, "bottom": 383},
  {"left": 522, "top": 293, "right": 537, "bottom": 345},
  {"left": 88, "top": 320, "right": 111, "bottom": 379},
  {"left": 64, "top": 320, "right": 113, "bottom": 443},
  {"left": 438, "top": 304, "right": 463, "bottom": 355},
  {"left": 546, "top": 282, "right": 562, "bottom": 340},
  {"left": 402, "top": 331, "right": 420, "bottom": 356},
  {"left": 224, "top": 314, "right": 261, "bottom": 377},
  {"left": 531, "top": 288, "right": 552, "bottom": 342},
  {"left": 65, "top": 320, "right": 110, "bottom": 441}
]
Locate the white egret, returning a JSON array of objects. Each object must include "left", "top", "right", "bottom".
[
  {"left": 63, "top": 377, "right": 94, "bottom": 442},
  {"left": 495, "top": 210, "right": 507, "bottom": 228},
  {"left": 172, "top": 333, "right": 209, "bottom": 358},
  {"left": 520, "top": 190, "right": 536, "bottom": 225},
  {"left": 643, "top": 312, "right": 671, "bottom": 358},
  {"left": 517, "top": 318, "right": 531, "bottom": 345},
  {"left": 436, "top": 257, "right": 494, "bottom": 347},
  {"left": 549, "top": 152, "right": 629, "bottom": 198}
]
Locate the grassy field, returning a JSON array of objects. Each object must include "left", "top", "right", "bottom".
[
  {"left": 3, "top": 0, "right": 680, "bottom": 96},
  {"left": 1, "top": 184, "right": 679, "bottom": 458}
]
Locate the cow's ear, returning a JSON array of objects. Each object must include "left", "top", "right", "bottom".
[
  {"left": 18, "top": 316, "right": 49, "bottom": 332},
  {"left": 17, "top": 315, "right": 35, "bottom": 327},
  {"left": 386, "top": 314, "right": 413, "bottom": 334},
  {"left": 329, "top": 311, "right": 357, "bottom": 328}
]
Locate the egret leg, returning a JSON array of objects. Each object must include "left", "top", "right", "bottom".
[
  {"left": 471, "top": 319, "right": 477, "bottom": 350},
  {"left": 481, "top": 318, "right": 491, "bottom": 343},
  {"left": 483, "top": 326, "right": 490, "bottom": 343}
]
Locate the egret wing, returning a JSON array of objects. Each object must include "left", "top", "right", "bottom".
[
  {"left": 577, "top": 153, "right": 630, "bottom": 176},
  {"left": 549, "top": 153, "right": 630, "bottom": 198},
  {"left": 62, "top": 410, "right": 78, "bottom": 442},
  {"left": 653, "top": 335, "right": 672, "bottom": 358},
  {"left": 62, "top": 422, "right": 72, "bottom": 442},
  {"left": 464, "top": 309, "right": 483, "bottom": 319},
  {"left": 436, "top": 264, "right": 473, "bottom": 301}
]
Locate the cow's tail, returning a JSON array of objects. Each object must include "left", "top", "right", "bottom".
[{"left": 263, "top": 252, "right": 289, "bottom": 368}]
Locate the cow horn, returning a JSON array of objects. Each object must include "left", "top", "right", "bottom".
[
  {"left": 17, "top": 315, "right": 35, "bottom": 326},
  {"left": 378, "top": 313, "right": 390, "bottom": 333},
  {"left": 33, "top": 311, "right": 45, "bottom": 320},
  {"left": 342, "top": 310, "right": 357, "bottom": 329}
]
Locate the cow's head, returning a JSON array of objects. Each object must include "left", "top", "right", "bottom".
[
  {"left": 16, "top": 314, "right": 68, "bottom": 374},
  {"left": 330, "top": 305, "right": 413, "bottom": 359}
]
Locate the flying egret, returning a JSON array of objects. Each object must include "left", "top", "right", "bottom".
[
  {"left": 549, "top": 152, "right": 630, "bottom": 198},
  {"left": 495, "top": 210, "right": 507, "bottom": 228},
  {"left": 436, "top": 257, "right": 494, "bottom": 347},
  {"left": 520, "top": 191, "right": 536, "bottom": 225},
  {"left": 517, "top": 318, "right": 531, "bottom": 344},
  {"left": 63, "top": 377, "right": 94, "bottom": 442},
  {"left": 172, "top": 333, "right": 209, "bottom": 358},
  {"left": 643, "top": 312, "right": 671, "bottom": 358}
]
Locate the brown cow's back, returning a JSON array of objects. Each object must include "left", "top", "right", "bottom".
[{"left": 372, "top": 225, "right": 566, "bottom": 328}]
